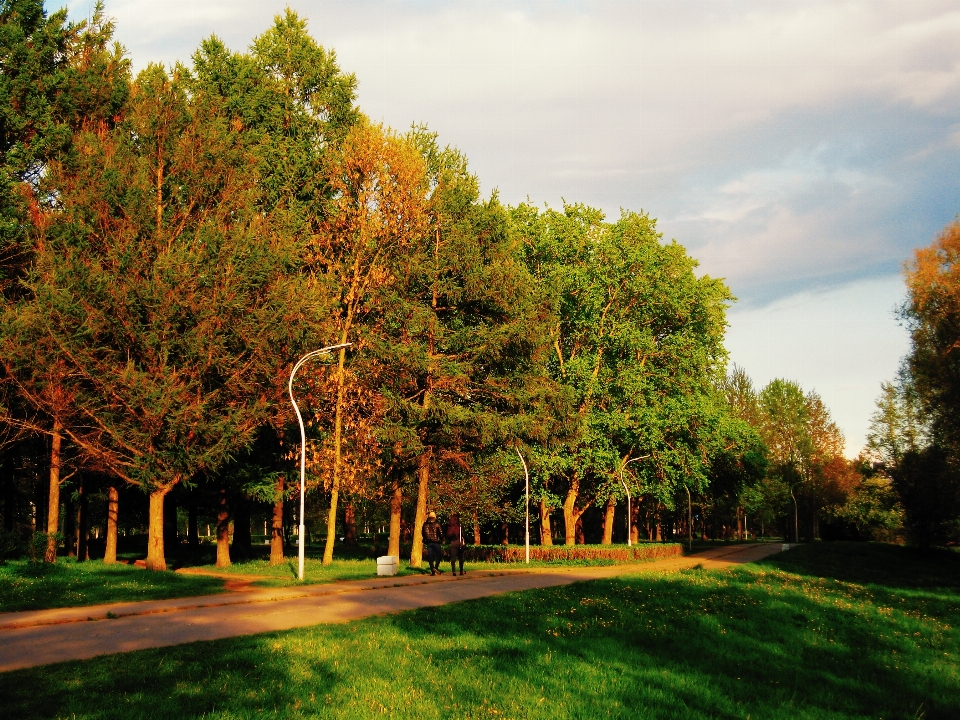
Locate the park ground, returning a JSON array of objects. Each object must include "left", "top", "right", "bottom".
[{"left": 1, "top": 542, "right": 958, "bottom": 719}]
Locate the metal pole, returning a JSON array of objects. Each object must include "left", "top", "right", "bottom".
[
  {"left": 516, "top": 449, "right": 530, "bottom": 564},
  {"left": 620, "top": 478, "right": 631, "bottom": 547},
  {"left": 289, "top": 343, "right": 351, "bottom": 581}
]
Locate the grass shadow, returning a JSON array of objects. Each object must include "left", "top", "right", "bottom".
[{"left": 0, "top": 543, "right": 957, "bottom": 718}]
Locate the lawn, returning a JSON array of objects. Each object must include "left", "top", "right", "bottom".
[
  {"left": 0, "top": 559, "right": 226, "bottom": 613},
  {"left": 1, "top": 542, "right": 957, "bottom": 718}
]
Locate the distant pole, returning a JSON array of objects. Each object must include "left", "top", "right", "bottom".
[
  {"left": 516, "top": 449, "right": 530, "bottom": 564},
  {"left": 684, "top": 485, "right": 693, "bottom": 553},
  {"left": 289, "top": 343, "right": 352, "bottom": 581},
  {"left": 790, "top": 482, "right": 801, "bottom": 544},
  {"left": 619, "top": 456, "right": 647, "bottom": 546}
]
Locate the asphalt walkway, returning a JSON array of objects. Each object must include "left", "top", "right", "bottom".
[{"left": 0, "top": 542, "right": 784, "bottom": 672}]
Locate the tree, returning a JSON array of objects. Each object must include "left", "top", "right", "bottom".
[
  {"left": 514, "top": 204, "right": 732, "bottom": 545},
  {"left": 372, "top": 131, "right": 554, "bottom": 566},
  {"left": 188, "top": 10, "right": 359, "bottom": 566},
  {"left": 312, "top": 120, "right": 430, "bottom": 565},
  {"left": 3, "top": 60, "right": 328, "bottom": 570},
  {"left": 0, "top": 1, "right": 127, "bottom": 562}
]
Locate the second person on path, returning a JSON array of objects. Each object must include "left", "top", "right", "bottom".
[{"left": 447, "top": 513, "right": 466, "bottom": 576}]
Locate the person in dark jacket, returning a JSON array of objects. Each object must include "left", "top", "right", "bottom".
[
  {"left": 447, "top": 513, "right": 466, "bottom": 576},
  {"left": 422, "top": 511, "right": 444, "bottom": 575}
]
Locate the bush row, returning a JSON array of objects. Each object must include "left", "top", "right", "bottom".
[{"left": 456, "top": 542, "right": 684, "bottom": 563}]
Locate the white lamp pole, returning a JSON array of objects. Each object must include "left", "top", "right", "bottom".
[
  {"left": 619, "top": 455, "right": 647, "bottom": 547},
  {"left": 289, "top": 343, "right": 351, "bottom": 581},
  {"left": 516, "top": 449, "right": 530, "bottom": 564}
]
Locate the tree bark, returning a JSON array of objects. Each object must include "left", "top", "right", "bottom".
[
  {"left": 344, "top": 500, "right": 357, "bottom": 546},
  {"left": 388, "top": 476, "right": 402, "bottom": 558},
  {"left": 410, "top": 451, "right": 430, "bottom": 567},
  {"left": 270, "top": 475, "right": 285, "bottom": 565},
  {"left": 145, "top": 483, "right": 177, "bottom": 571},
  {"left": 630, "top": 500, "right": 640, "bottom": 544},
  {"left": 216, "top": 486, "right": 231, "bottom": 568},
  {"left": 472, "top": 509, "right": 481, "bottom": 545},
  {"left": 231, "top": 494, "right": 251, "bottom": 561},
  {"left": 602, "top": 496, "right": 615, "bottom": 544},
  {"left": 501, "top": 521, "right": 509, "bottom": 545},
  {"left": 104, "top": 486, "right": 118, "bottom": 564},
  {"left": 575, "top": 516, "right": 585, "bottom": 544},
  {"left": 322, "top": 342, "right": 350, "bottom": 566},
  {"left": 44, "top": 421, "right": 62, "bottom": 563},
  {"left": 561, "top": 473, "right": 583, "bottom": 546},
  {"left": 539, "top": 500, "right": 553, "bottom": 546}
]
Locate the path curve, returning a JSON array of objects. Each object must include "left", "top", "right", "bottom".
[{"left": 0, "top": 543, "right": 784, "bottom": 673}]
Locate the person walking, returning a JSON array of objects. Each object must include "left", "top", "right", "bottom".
[
  {"left": 447, "top": 513, "right": 466, "bottom": 576},
  {"left": 422, "top": 511, "right": 444, "bottom": 576}
]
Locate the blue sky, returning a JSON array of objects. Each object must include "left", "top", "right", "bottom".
[{"left": 66, "top": 0, "right": 960, "bottom": 454}]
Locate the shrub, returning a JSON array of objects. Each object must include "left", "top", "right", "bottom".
[{"left": 460, "top": 543, "right": 684, "bottom": 563}]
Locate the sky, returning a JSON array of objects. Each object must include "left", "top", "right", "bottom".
[{"left": 64, "top": 0, "right": 960, "bottom": 455}]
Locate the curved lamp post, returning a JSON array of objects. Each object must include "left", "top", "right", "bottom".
[
  {"left": 516, "top": 449, "right": 530, "bottom": 564},
  {"left": 619, "top": 455, "right": 647, "bottom": 546},
  {"left": 289, "top": 343, "right": 351, "bottom": 581}
]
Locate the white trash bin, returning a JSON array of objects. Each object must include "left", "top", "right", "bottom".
[{"left": 377, "top": 555, "right": 399, "bottom": 576}]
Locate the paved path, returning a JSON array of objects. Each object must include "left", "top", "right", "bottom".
[{"left": 0, "top": 543, "right": 784, "bottom": 673}]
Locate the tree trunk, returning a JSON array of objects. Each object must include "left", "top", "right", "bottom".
[
  {"left": 388, "top": 476, "right": 402, "bottom": 558},
  {"left": 344, "top": 500, "right": 357, "bottom": 545},
  {"left": 231, "top": 494, "right": 251, "bottom": 561},
  {"left": 630, "top": 500, "right": 640, "bottom": 544},
  {"left": 44, "top": 421, "right": 62, "bottom": 563},
  {"left": 539, "top": 500, "right": 553, "bottom": 546},
  {"left": 561, "top": 474, "right": 581, "bottom": 546},
  {"left": 410, "top": 451, "right": 430, "bottom": 567},
  {"left": 501, "top": 521, "right": 509, "bottom": 545},
  {"left": 216, "top": 486, "right": 231, "bottom": 568},
  {"left": 145, "top": 483, "right": 176, "bottom": 571},
  {"left": 270, "top": 475, "right": 285, "bottom": 565},
  {"left": 602, "top": 496, "right": 615, "bottom": 544},
  {"left": 104, "top": 486, "right": 119, "bottom": 564},
  {"left": 322, "top": 343, "right": 350, "bottom": 567},
  {"left": 473, "top": 509, "right": 481, "bottom": 545},
  {"left": 575, "top": 516, "right": 585, "bottom": 544},
  {"left": 76, "top": 477, "right": 88, "bottom": 562}
]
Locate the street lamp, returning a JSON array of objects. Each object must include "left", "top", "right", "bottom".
[
  {"left": 619, "top": 456, "right": 647, "bottom": 546},
  {"left": 516, "top": 449, "right": 530, "bottom": 564},
  {"left": 289, "top": 343, "right": 351, "bottom": 581},
  {"left": 790, "top": 480, "right": 802, "bottom": 544}
]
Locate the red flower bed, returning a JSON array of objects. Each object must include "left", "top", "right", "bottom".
[{"left": 460, "top": 543, "right": 683, "bottom": 563}]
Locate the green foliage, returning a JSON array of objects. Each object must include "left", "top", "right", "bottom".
[
  {"left": 0, "top": 1, "right": 128, "bottom": 288},
  {"left": 2, "top": 543, "right": 958, "bottom": 718},
  {"left": 514, "top": 203, "right": 734, "bottom": 539}
]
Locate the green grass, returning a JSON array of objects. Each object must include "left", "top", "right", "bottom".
[
  {"left": 0, "top": 559, "right": 226, "bottom": 612},
  {"left": 1, "top": 542, "right": 958, "bottom": 718}
]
